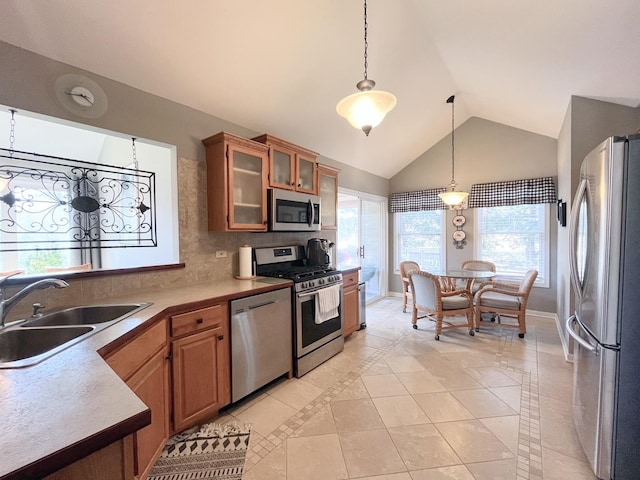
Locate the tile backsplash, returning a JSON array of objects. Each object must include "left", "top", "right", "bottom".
[{"left": 3, "top": 156, "right": 336, "bottom": 322}]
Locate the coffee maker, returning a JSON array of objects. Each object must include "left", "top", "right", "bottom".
[{"left": 306, "top": 238, "right": 335, "bottom": 267}]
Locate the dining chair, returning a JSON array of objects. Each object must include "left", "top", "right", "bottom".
[
  {"left": 474, "top": 269, "right": 538, "bottom": 338},
  {"left": 461, "top": 260, "right": 496, "bottom": 294},
  {"left": 408, "top": 270, "right": 475, "bottom": 340},
  {"left": 399, "top": 261, "right": 420, "bottom": 313}
]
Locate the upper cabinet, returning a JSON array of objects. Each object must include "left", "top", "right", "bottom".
[
  {"left": 317, "top": 163, "right": 340, "bottom": 230},
  {"left": 252, "top": 134, "right": 318, "bottom": 194},
  {"left": 202, "top": 132, "right": 269, "bottom": 231}
]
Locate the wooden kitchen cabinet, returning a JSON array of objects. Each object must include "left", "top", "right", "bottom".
[
  {"left": 342, "top": 270, "right": 360, "bottom": 337},
  {"left": 253, "top": 134, "right": 318, "bottom": 194},
  {"left": 317, "top": 163, "right": 339, "bottom": 230},
  {"left": 202, "top": 131, "right": 269, "bottom": 231},
  {"left": 170, "top": 303, "right": 230, "bottom": 433},
  {"left": 105, "top": 320, "right": 169, "bottom": 480}
]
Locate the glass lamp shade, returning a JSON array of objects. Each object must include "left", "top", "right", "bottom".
[
  {"left": 438, "top": 189, "right": 469, "bottom": 206},
  {"left": 336, "top": 89, "right": 396, "bottom": 135}
]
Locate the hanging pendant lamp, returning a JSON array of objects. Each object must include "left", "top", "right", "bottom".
[
  {"left": 336, "top": 0, "right": 396, "bottom": 136},
  {"left": 438, "top": 95, "right": 469, "bottom": 207}
]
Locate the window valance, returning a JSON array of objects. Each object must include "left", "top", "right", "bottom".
[
  {"left": 468, "top": 177, "right": 556, "bottom": 208},
  {"left": 390, "top": 187, "right": 447, "bottom": 213}
]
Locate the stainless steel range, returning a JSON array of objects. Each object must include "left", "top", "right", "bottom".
[{"left": 254, "top": 245, "right": 344, "bottom": 377}]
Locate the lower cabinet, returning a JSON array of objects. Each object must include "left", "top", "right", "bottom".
[
  {"left": 169, "top": 303, "right": 231, "bottom": 433},
  {"left": 105, "top": 320, "right": 170, "bottom": 480},
  {"left": 343, "top": 270, "right": 360, "bottom": 337}
]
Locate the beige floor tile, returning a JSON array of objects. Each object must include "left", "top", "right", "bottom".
[
  {"left": 352, "top": 332, "right": 396, "bottom": 350},
  {"left": 242, "top": 442, "right": 286, "bottom": 480},
  {"left": 540, "top": 416, "right": 589, "bottom": 462},
  {"left": 488, "top": 385, "right": 522, "bottom": 413},
  {"left": 408, "top": 464, "right": 476, "bottom": 480},
  {"left": 331, "top": 398, "right": 385, "bottom": 432},
  {"left": 362, "top": 373, "right": 410, "bottom": 397},
  {"left": 339, "top": 429, "right": 407, "bottom": 477},
  {"left": 539, "top": 394, "right": 575, "bottom": 427},
  {"left": 332, "top": 377, "right": 371, "bottom": 401},
  {"left": 427, "top": 367, "right": 485, "bottom": 391},
  {"left": 269, "top": 378, "right": 324, "bottom": 410},
  {"left": 291, "top": 405, "right": 336, "bottom": 437},
  {"left": 286, "top": 433, "right": 348, "bottom": 480},
  {"left": 538, "top": 376, "right": 575, "bottom": 403},
  {"left": 396, "top": 371, "right": 447, "bottom": 394},
  {"left": 451, "top": 388, "right": 518, "bottom": 418},
  {"left": 363, "top": 361, "right": 395, "bottom": 376},
  {"left": 542, "top": 446, "right": 595, "bottom": 480},
  {"left": 355, "top": 474, "right": 412, "bottom": 480},
  {"left": 434, "top": 419, "right": 515, "bottom": 464},
  {"left": 440, "top": 350, "right": 497, "bottom": 369},
  {"left": 322, "top": 350, "right": 364, "bottom": 373},
  {"left": 465, "top": 458, "right": 517, "bottom": 480},
  {"left": 479, "top": 415, "right": 520, "bottom": 454},
  {"left": 385, "top": 355, "right": 426, "bottom": 373},
  {"left": 413, "top": 392, "right": 475, "bottom": 423},
  {"left": 297, "top": 363, "right": 345, "bottom": 390},
  {"left": 234, "top": 395, "right": 297, "bottom": 437},
  {"left": 373, "top": 395, "right": 431, "bottom": 427},
  {"left": 387, "top": 424, "right": 462, "bottom": 470},
  {"left": 463, "top": 366, "right": 521, "bottom": 388}
]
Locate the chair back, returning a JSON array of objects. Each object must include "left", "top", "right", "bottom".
[
  {"left": 461, "top": 260, "right": 496, "bottom": 272},
  {"left": 519, "top": 269, "right": 538, "bottom": 295},
  {"left": 409, "top": 270, "right": 439, "bottom": 310},
  {"left": 400, "top": 261, "right": 420, "bottom": 280}
]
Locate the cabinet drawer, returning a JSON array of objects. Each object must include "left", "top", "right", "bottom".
[
  {"left": 170, "top": 304, "right": 226, "bottom": 337},
  {"left": 106, "top": 320, "right": 167, "bottom": 381},
  {"left": 343, "top": 271, "right": 359, "bottom": 287}
]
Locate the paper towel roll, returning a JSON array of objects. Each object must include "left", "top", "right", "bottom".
[{"left": 239, "top": 245, "right": 253, "bottom": 278}]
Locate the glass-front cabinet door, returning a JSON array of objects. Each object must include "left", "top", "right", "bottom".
[
  {"left": 295, "top": 155, "right": 317, "bottom": 194},
  {"left": 271, "top": 147, "right": 295, "bottom": 190},
  {"left": 228, "top": 144, "right": 268, "bottom": 229},
  {"left": 317, "top": 164, "right": 339, "bottom": 230}
]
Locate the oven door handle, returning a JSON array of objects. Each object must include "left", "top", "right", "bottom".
[{"left": 297, "top": 290, "right": 317, "bottom": 299}]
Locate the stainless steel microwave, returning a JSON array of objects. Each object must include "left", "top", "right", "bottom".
[{"left": 268, "top": 189, "right": 321, "bottom": 232}]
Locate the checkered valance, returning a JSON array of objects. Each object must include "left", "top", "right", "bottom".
[
  {"left": 468, "top": 177, "right": 556, "bottom": 208},
  {"left": 390, "top": 187, "right": 448, "bottom": 212}
]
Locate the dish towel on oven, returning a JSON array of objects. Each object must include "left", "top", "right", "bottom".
[{"left": 315, "top": 284, "right": 341, "bottom": 324}]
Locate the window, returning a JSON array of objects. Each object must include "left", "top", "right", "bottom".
[
  {"left": 394, "top": 210, "right": 444, "bottom": 273},
  {"left": 475, "top": 204, "right": 549, "bottom": 286}
]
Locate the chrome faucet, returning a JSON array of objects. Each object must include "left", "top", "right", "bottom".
[{"left": 0, "top": 276, "right": 69, "bottom": 327}]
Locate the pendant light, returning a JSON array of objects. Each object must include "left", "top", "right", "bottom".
[
  {"left": 336, "top": 0, "right": 396, "bottom": 136},
  {"left": 438, "top": 95, "right": 469, "bottom": 207}
]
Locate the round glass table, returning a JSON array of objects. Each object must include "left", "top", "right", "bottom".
[{"left": 433, "top": 269, "right": 495, "bottom": 292}]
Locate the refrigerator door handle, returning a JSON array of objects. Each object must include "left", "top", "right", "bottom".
[
  {"left": 569, "top": 178, "right": 588, "bottom": 298},
  {"left": 566, "top": 314, "right": 598, "bottom": 353}
]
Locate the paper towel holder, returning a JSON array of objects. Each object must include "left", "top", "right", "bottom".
[{"left": 236, "top": 245, "right": 256, "bottom": 280}]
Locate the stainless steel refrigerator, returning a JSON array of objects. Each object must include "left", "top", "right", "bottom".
[{"left": 566, "top": 134, "right": 640, "bottom": 479}]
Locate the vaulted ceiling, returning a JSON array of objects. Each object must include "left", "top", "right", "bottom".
[{"left": 1, "top": 0, "right": 639, "bottom": 178}]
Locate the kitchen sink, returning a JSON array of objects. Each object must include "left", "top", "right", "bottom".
[
  {"left": 0, "top": 326, "right": 94, "bottom": 365},
  {"left": 24, "top": 303, "right": 150, "bottom": 327},
  {"left": 0, "top": 302, "right": 152, "bottom": 368}
]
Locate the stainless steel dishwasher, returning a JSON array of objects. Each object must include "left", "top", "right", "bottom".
[{"left": 230, "top": 287, "right": 292, "bottom": 402}]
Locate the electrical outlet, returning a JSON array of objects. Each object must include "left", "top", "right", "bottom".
[{"left": 215, "top": 250, "right": 227, "bottom": 258}]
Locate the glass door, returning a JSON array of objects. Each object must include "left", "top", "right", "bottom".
[{"left": 337, "top": 190, "right": 387, "bottom": 302}]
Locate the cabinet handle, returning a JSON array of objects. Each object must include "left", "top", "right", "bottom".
[
  {"left": 218, "top": 334, "right": 224, "bottom": 341},
  {"left": 196, "top": 318, "right": 204, "bottom": 324}
]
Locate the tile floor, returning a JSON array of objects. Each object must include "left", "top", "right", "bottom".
[{"left": 216, "top": 297, "right": 596, "bottom": 480}]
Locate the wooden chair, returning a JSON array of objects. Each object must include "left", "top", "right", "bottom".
[
  {"left": 408, "top": 270, "right": 475, "bottom": 341},
  {"left": 461, "top": 260, "right": 496, "bottom": 294},
  {"left": 474, "top": 269, "right": 538, "bottom": 338},
  {"left": 44, "top": 263, "right": 92, "bottom": 272},
  {"left": 399, "top": 261, "right": 420, "bottom": 312}
]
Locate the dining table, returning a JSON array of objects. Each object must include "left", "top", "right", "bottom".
[{"left": 433, "top": 269, "right": 496, "bottom": 292}]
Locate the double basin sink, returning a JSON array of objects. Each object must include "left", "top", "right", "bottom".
[{"left": 0, "top": 303, "right": 152, "bottom": 369}]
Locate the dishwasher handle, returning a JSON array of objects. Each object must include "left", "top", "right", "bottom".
[{"left": 233, "top": 299, "right": 279, "bottom": 314}]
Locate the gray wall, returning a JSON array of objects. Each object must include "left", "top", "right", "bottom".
[
  {"left": 556, "top": 96, "right": 640, "bottom": 349},
  {"left": 389, "top": 117, "right": 558, "bottom": 313},
  {"left": 0, "top": 41, "right": 391, "bottom": 318}
]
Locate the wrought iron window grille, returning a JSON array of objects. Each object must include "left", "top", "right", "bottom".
[{"left": 0, "top": 147, "right": 157, "bottom": 251}]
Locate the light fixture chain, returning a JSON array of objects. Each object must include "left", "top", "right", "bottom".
[
  {"left": 8, "top": 109, "right": 16, "bottom": 157},
  {"left": 363, "top": 0, "right": 368, "bottom": 80},
  {"left": 451, "top": 98, "right": 455, "bottom": 185},
  {"left": 131, "top": 137, "right": 138, "bottom": 168}
]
